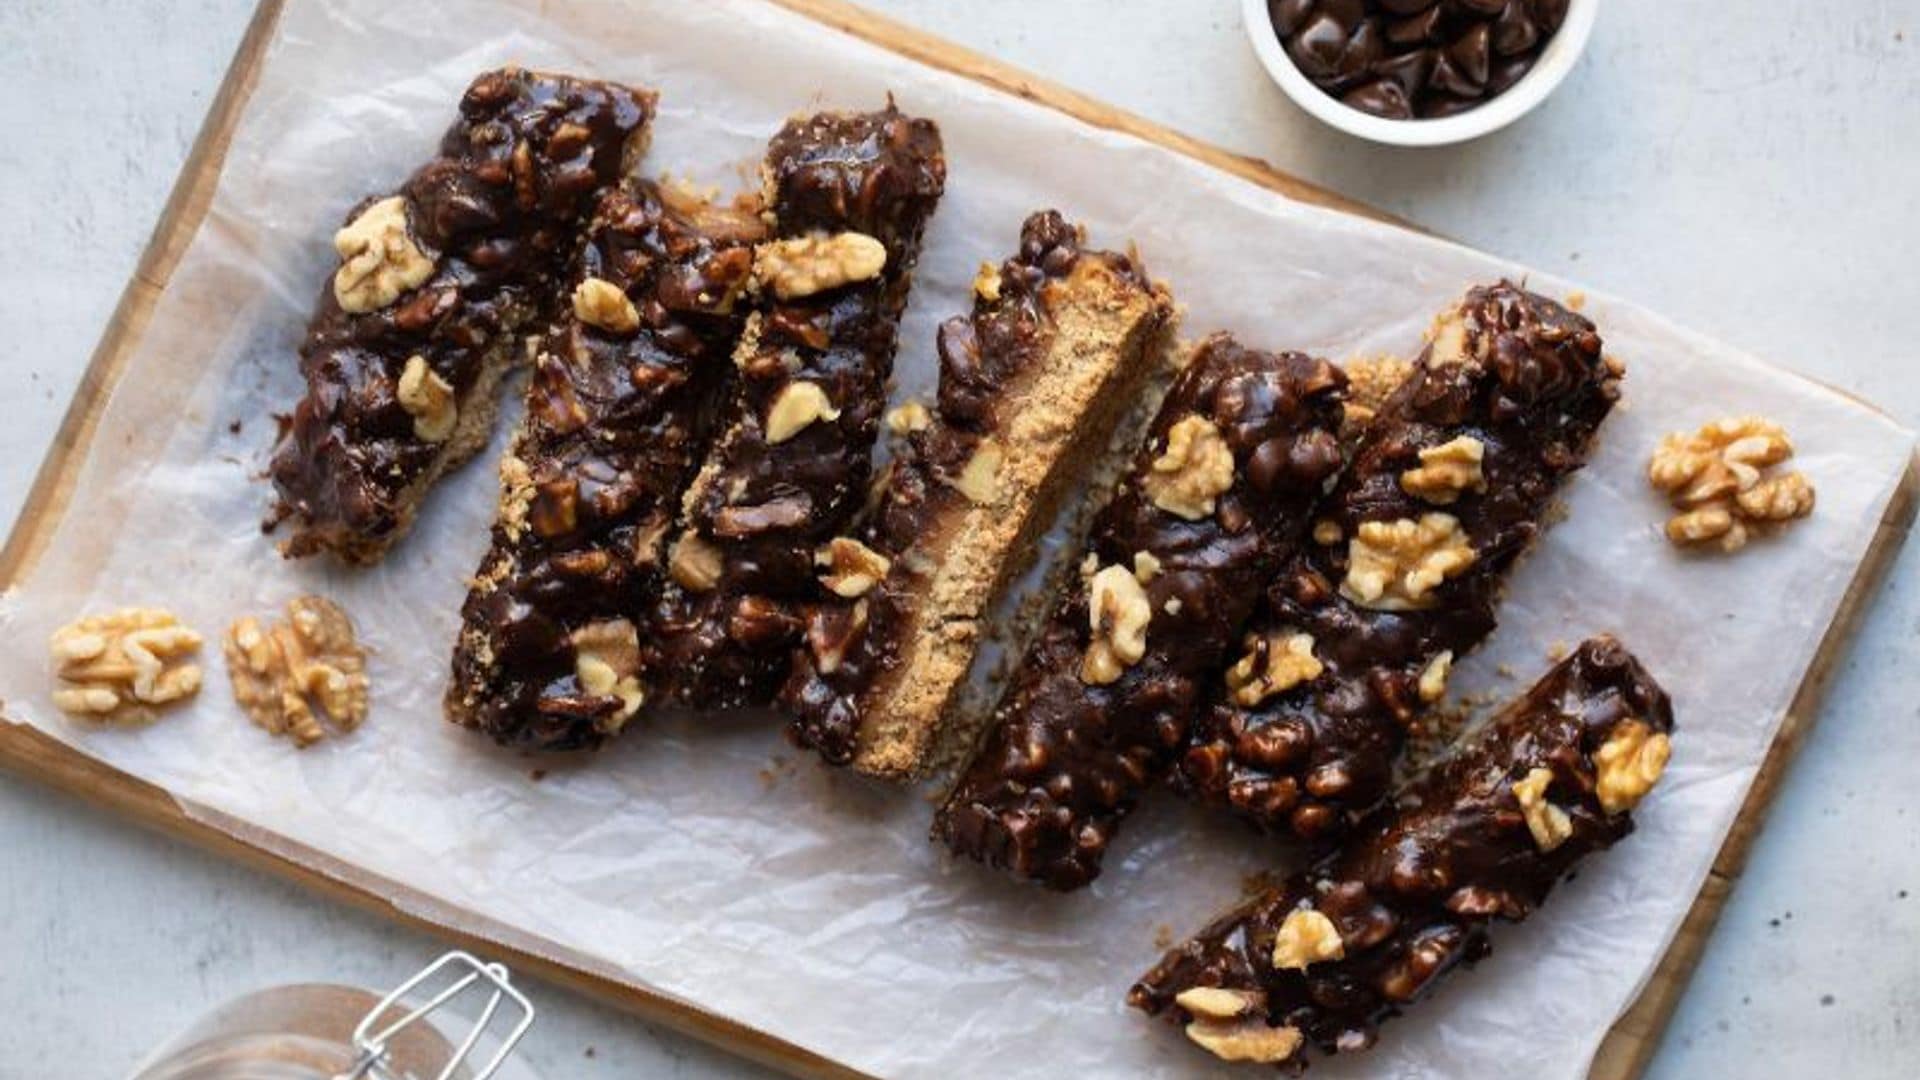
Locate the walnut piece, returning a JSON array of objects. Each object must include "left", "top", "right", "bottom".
[
  {"left": 1417, "top": 649, "right": 1454, "bottom": 704},
  {"left": 1340, "top": 513, "right": 1477, "bottom": 611},
  {"left": 1424, "top": 309, "right": 1478, "bottom": 368},
  {"left": 1184, "top": 1017, "right": 1304, "bottom": 1065},
  {"left": 223, "top": 596, "right": 369, "bottom": 747},
  {"left": 1341, "top": 354, "right": 1413, "bottom": 430},
  {"left": 1224, "top": 631, "right": 1323, "bottom": 707},
  {"left": 50, "top": 608, "right": 204, "bottom": 725},
  {"left": 948, "top": 439, "right": 1004, "bottom": 505},
  {"left": 1175, "top": 987, "right": 1260, "bottom": 1021},
  {"left": 753, "top": 231, "right": 887, "bottom": 300},
  {"left": 885, "top": 400, "right": 931, "bottom": 435},
  {"left": 669, "top": 531, "right": 725, "bottom": 592},
  {"left": 573, "top": 276, "right": 640, "bottom": 334},
  {"left": 1650, "top": 416, "right": 1813, "bottom": 553},
  {"left": 1594, "top": 719, "right": 1672, "bottom": 815},
  {"left": 1080, "top": 563, "right": 1152, "bottom": 685},
  {"left": 815, "top": 537, "right": 892, "bottom": 598},
  {"left": 332, "top": 196, "right": 436, "bottom": 314},
  {"left": 571, "top": 619, "right": 645, "bottom": 730},
  {"left": 1142, "top": 414, "right": 1236, "bottom": 521},
  {"left": 808, "top": 598, "right": 870, "bottom": 676},
  {"left": 396, "top": 355, "right": 457, "bottom": 443},
  {"left": 765, "top": 381, "right": 841, "bottom": 444},
  {"left": 1399, "top": 435, "right": 1487, "bottom": 505},
  {"left": 972, "top": 260, "right": 1003, "bottom": 303},
  {"left": 1512, "top": 766, "right": 1573, "bottom": 852},
  {"left": 1271, "top": 907, "right": 1345, "bottom": 970}
]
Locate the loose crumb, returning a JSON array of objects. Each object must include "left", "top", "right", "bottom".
[
  {"left": 529, "top": 768, "right": 548, "bottom": 782},
  {"left": 1565, "top": 290, "right": 1587, "bottom": 312},
  {"left": 1153, "top": 924, "right": 1175, "bottom": 950}
]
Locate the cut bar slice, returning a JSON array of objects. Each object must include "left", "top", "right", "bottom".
[
  {"left": 644, "top": 107, "right": 946, "bottom": 710},
  {"left": 1176, "top": 281, "right": 1621, "bottom": 841},
  {"left": 935, "top": 336, "right": 1348, "bottom": 890},
  {"left": 781, "top": 211, "right": 1177, "bottom": 777},
  {"left": 445, "top": 180, "right": 764, "bottom": 751},
  {"left": 270, "top": 68, "right": 655, "bottom": 564},
  {"left": 1131, "top": 637, "right": 1674, "bottom": 1069}
]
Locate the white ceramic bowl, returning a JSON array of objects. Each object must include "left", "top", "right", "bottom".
[{"left": 1241, "top": 0, "right": 1597, "bottom": 147}]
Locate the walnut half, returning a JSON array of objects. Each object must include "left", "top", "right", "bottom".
[
  {"left": 1511, "top": 766, "right": 1573, "bottom": 852},
  {"left": 753, "top": 231, "right": 887, "bottom": 300},
  {"left": 1340, "top": 513, "right": 1477, "bottom": 611},
  {"left": 1080, "top": 563, "right": 1152, "bottom": 685},
  {"left": 1224, "top": 631, "right": 1323, "bottom": 707},
  {"left": 333, "top": 196, "right": 437, "bottom": 313},
  {"left": 1649, "top": 416, "right": 1814, "bottom": 553},
  {"left": 223, "top": 595, "right": 369, "bottom": 747},
  {"left": 397, "top": 355, "right": 457, "bottom": 443},
  {"left": 1142, "top": 414, "right": 1236, "bottom": 521},
  {"left": 1594, "top": 719, "right": 1672, "bottom": 815},
  {"left": 1399, "top": 435, "right": 1487, "bottom": 505},
  {"left": 50, "top": 608, "right": 204, "bottom": 726}
]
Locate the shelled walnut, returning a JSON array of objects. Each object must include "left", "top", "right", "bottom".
[
  {"left": 396, "top": 355, "right": 457, "bottom": 443},
  {"left": 1080, "top": 563, "right": 1152, "bottom": 685},
  {"left": 332, "top": 196, "right": 436, "bottom": 313},
  {"left": 1399, "top": 435, "right": 1487, "bottom": 505},
  {"left": 815, "top": 537, "right": 891, "bottom": 598},
  {"left": 1271, "top": 907, "right": 1344, "bottom": 971},
  {"left": 572, "top": 276, "right": 641, "bottom": 334},
  {"left": 1648, "top": 415, "right": 1814, "bottom": 553},
  {"left": 1142, "top": 414, "right": 1235, "bottom": 521},
  {"left": 753, "top": 231, "right": 887, "bottom": 300},
  {"left": 1511, "top": 767, "right": 1572, "bottom": 852},
  {"left": 1594, "top": 719, "right": 1672, "bottom": 815},
  {"left": 1340, "top": 513, "right": 1477, "bottom": 611},
  {"left": 1224, "top": 631, "right": 1323, "bottom": 707},
  {"left": 50, "top": 608, "right": 204, "bottom": 725},
  {"left": 223, "top": 596, "right": 368, "bottom": 747}
]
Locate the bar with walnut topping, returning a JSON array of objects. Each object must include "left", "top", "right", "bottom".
[
  {"left": 644, "top": 107, "right": 947, "bottom": 709},
  {"left": 781, "top": 211, "right": 1177, "bottom": 777},
  {"left": 1131, "top": 636, "right": 1673, "bottom": 1069},
  {"left": 934, "top": 336, "right": 1348, "bottom": 890},
  {"left": 1175, "top": 281, "right": 1621, "bottom": 842},
  {"left": 444, "top": 180, "right": 764, "bottom": 751},
  {"left": 270, "top": 68, "right": 655, "bottom": 564}
]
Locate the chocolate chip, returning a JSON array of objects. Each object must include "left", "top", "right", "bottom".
[
  {"left": 1385, "top": 7, "right": 1443, "bottom": 47},
  {"left": 1447, "top": 23, "right": 1492, "bottom": 88},
  {"left": 1342, "top": 78, "right": 1413, "bottom": 120},
  {"left": 1288, "top": 14, "right": 1351, "bottom": 80},
  {"left": 1270, "top": 0, "right": 1317, "bottom": 35},
  {"left": 1491, "top": 0, "right": 1540, "bottom": 56}
]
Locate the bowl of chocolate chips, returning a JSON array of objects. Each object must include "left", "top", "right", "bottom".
[{"left": 1244, "top": 0, "right": 1596, "bottom": 146}]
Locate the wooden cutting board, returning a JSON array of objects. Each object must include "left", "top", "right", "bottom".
[{"left": 1, "top": 1, "right": 1913, "bottom": 1076}]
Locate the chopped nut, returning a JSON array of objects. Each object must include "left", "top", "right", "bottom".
[
  {"left": 972, "top": 260, "right": 1003, "bottom": 303},
  {"left": 223, "top": 596, "right": 368, "bottom": 747},
  {"left": 669, "top": 531, "right": 725, "bottom": 592},
  {"left": 808, "top": 598, "right": 869, "bottom": 675},
  {"left": 765, "top": 381, "right": 840, "bottom": 443},
  {"left": 395, "top": 355, "right": 457, "bottom": 443},
  {"left": 1341, "top": 354, "right": 1413, "bottom": 424},
  {"left": 1175, "top": 987, "right": 1260, "bottom": 1021},
  {"left": 1736, "top": 471, "right": 1815, "bottom": 522},
  {"left": 1272, "top": 907, "right": 1345, "bottom": 970},
  {"left": 1512, "top": 767, "right": 1573, "bottom": 851},
  {"left": 332, "top": 196, "right": 436, "bottom": 313},
  {"left": 1184, "top": 1017, "right": 1304, "bottom": 1065},
  {"left": 1132, "top": 551, "right": 1163, "bottom": 583},
  {"left": 1142, "top": 414, "right": 1236, "bottom": 520},
  {"left": 1080, "top": 564, "right": 1152, "bottom": 685},
  {"left": 572, "top": 276, "right": 640, "bottom": 334},
  {"left": 1341, "top": 514, "right": 1477, "bottom": 611},
  {"left": 753, "top": 231, "right": 887, "bottom": 300},
  {"left": 1399, "top": 435, "right": 1487, "bottom": 505},
  {"left": 815, "top": 537, "right": 891, "bottom": 598},
  {"left": 885, "top": 400, "right": 931, "bottom": 435},
  {"left": 948, "top": 439, "right": 1004, "bottom": 505},
  {"left": 1425, "top": 309, "right": 1477, "bottom": 368},
  {"left": 50, "top": 608, "right": 203, "bottom": 725},
  {"left": 571, "top": 619, "right": 645, "bottom": 729},
  {"left": 1224, "top": 631, "right": 1323, "bottom": 707},
  {"left": 1594, "top": 719, "right": 1672, "bottom": 815},
  {"left": 1312, "top": 519, "right": 1343, "bottom": 546},
  {"left": 1666, "top": 501, "right": 1749, "bottom": 553},
  {"left": 1417, "top": 650, "right": 1453, "bottom": 704}
]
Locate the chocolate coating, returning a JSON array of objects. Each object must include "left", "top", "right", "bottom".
[
  {"left": 646, "top": 107, "right": 947, "bottom": 709},
  {"left": 1177, "top": 281, "right": 1620, "bottom": 840},
  {"left": 936, "top": 337, "right": 1348, "bottom": 890},
  {"left": 1131, "top": 636, "right": 1674, "bottom": 1066},
  {"left": 446, "top": 181, "right": 764, "bottom": 751},
  {"left": 271, "top": 68, "right": 654, "bottom": 562}
]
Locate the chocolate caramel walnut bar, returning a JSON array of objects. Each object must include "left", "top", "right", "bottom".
[
  {"left": 1132, "top": 637, "right": 1674, "bottom": 1068},
  {"left": 781, "top": 211, "right": 1177, "bottom": 777},
  {"left": 270, "top": 68, "right": 654, "bottom": 564},
  {"left": 446, "top": 180, "right": 764, "bottom": 750},
  {"left": 1177, "top": 282, "right": 1620, "bottom": 840},
  {"left": 645, "top": 107, "right": 947, "bottom": 709},
  {"left": 936, "top": 337, "right": 1348, "bottom": 890}
]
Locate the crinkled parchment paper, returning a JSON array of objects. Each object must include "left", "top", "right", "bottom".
[{"left": 1, "top": 0, "right": 1913, "bottom": 1076}]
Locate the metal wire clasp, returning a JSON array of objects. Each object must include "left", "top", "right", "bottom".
[{"left": 334, "top": 951, "right": 534, "bottom": 1080}]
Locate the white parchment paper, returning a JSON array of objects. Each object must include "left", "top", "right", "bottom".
[{"left": 2, "top": 0, "right": 1913, "bottom": 1076}]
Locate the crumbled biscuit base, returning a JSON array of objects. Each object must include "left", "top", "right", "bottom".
[
  {"left": 1340, "top": 354, "right": 1413, "bottom": 431},
  {"left": 573, "top": 277, "right": 641, "bottom": 334},
  {"left": 765, "top": 381, "right": 840, "bottom": 443},
  {"left": 332, "top": 196, "right": 436, "bottom": 313},
  {"left": 1142, "top": 414, "right": 1235, "bottom": 521},
  {"left": 50, "top": 608, "right": 204, "bottom": 725},
  {"left": 223, "top": 596, "right": 369, "bottom": 747},
  {"left": 1080, "top": 563, "right": 1152, "bottom": 685},
  {"left": 1512, "top": 766, "right": 1573, "bottom": 851},
  {"left": 753, "top": 231, "right": 887, "bottom": 300},
  {"left": 1400, "top": 435, "right": 1487, "bottom": 505},
  {"left": 1340, "top": 513, "right": 1477, "bottom": 611},
  {"left": 1649, "top": 416, "right": 1813, "bottom": 553},
  {"left": 1594, "top": 719, "right": 1672, "bottom": 815},
  {"left": 1224, "top": 631, "right": 1323, "bottom": 707},
  {"left": 1271, "top": 907, "right": 1345, "bottom": 970},
  {"left": 816, "top": 537, "right": 891, "bottom": 598},
  {"left": 396, "top": 355, "right": 457, "bottom": 443}
]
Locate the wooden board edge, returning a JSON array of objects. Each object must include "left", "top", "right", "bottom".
[{"left": 1587, "top": 454, "right": 1919, "bottom": 1080}]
